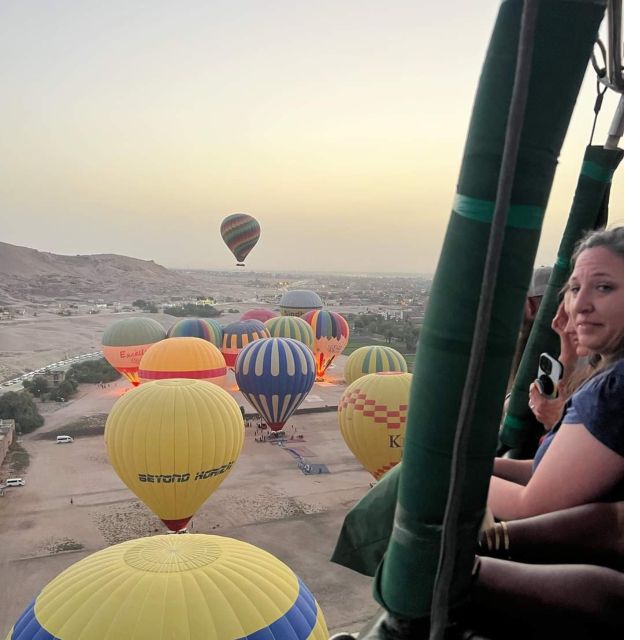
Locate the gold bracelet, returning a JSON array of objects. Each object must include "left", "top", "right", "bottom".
[{"left": 499, "top": 521, "right": 509, "bottom": 551}]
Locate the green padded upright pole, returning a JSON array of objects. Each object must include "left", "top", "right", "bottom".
[
  {"left": 500, "top": 144, "right": 624, "bottom": 454},
  {"left": 374, "top": 0, "right": 606, "bottom": 621}
]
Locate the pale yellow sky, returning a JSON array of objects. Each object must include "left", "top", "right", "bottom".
[{"left": 0, "top": 1, "right": 624, "bottom": 274}]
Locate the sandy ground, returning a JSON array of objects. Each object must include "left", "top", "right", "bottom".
[
  {"left": 0, "top": 309, "right": 232, "bottom": 381},
  {"left": 0, "top": 357, "right": 382, "bottom": 637}
]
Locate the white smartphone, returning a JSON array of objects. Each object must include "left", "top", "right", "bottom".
[{"left": 534, "top": 352, "right": 564, "bottom": 399}]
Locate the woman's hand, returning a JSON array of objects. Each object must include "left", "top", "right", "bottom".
[
  {"left": 529, "top": 382, "right": 565, "bottom": 430},
  {"left": 551, "top": 301, "right": 570, "bottom": 336},
  {"left": 552, "top": 301, "right": 579, "bottom": 371}
]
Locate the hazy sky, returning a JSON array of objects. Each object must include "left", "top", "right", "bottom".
[{"left": 0, "top": 1, "right": 624, "bottom": 275}]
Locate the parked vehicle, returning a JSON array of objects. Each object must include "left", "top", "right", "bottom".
[{"left": 5, "top": 478, "right": 25, "bottom": 487}]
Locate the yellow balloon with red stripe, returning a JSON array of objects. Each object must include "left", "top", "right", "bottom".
[
  {"left": 337, "top": 372, "right": 412, "bottom": 480},
  {"left": 104, "top": 379, "right": 244, "bottom": 532},
  {"left": 6, "top": 534, "right": 329, "bottom": 640},
  {"left": 138, "top": 337, "right": 227, "bottom": 387}
]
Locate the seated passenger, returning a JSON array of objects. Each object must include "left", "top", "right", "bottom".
[
  {"left": 527, "top": 289, "right": 594, "bottom": 431},
  {"left": 489, "top": 227, "right": 623, "bottom": 521}
]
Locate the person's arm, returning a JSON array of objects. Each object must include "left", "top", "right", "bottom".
[
  {"left": 488, "top": 423, "right": 623, "bottom": 520},
  {"left": 492, "top": 458, "right": 533, "bottom": 486},
  {"left": 478, "top": 502, "right": 623, "bottom": 570},
  {"left": 470, "top": 557, "right": 623, "bottom": 636}
]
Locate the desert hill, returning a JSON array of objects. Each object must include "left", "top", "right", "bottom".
[{"left": 0, "top": 242, "right": 206, "bottom": 304}]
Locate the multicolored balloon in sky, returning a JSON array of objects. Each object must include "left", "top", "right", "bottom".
[
  {"left": 220, "top": 319, "right": 270, "bottom": 369},
  {"left": 338, "top": 372, "right": 412, "bottom": 480},
  {"left": 220, "top": 213, "right": 261, "bottom": 266},
  {"left": 235, "top": 337, "right": 316, "bottom": 431},
  {"left": 101, "top": 317, "right": 167, "bottom": 386},
  {"left": 265, "top": 316, "right": 315, "bottom": 350},
  {"left": 138, "top": 337, "right": 227, "bottom": 387},
  {"left": 104, "top": 379, "right": 244, "bottom": 532},
  {"left": 7, "top": 534, "right": 329, "bottom": 640},
  {"left": 344, "top": 345, "right": 408, "bottom": 385},
  {"left": 302, "top": 310, "right": 350, "bottom": 380}
]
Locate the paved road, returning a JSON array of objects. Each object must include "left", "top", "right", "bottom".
[{"left": 0, "top": 352, "right": 103, "bottom": 395}]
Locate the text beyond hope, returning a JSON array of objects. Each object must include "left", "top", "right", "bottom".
[{"left": 138, "top": 461, "right": 235, "bottom": 483}]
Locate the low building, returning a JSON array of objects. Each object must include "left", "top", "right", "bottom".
[
  {"left": 39, "top": 368, "right": 66, "bottom": 386},
  {"left": 0, "top": 419, "right": 16, "bottom": 467}
]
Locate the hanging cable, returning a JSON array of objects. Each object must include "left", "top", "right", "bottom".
[{"left": 589, "top": 79, "right": 608, "bottom": 145}]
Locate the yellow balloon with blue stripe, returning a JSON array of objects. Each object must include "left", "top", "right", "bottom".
[{"left": 6, "top": 534, "right": 329, "bottom": 640}]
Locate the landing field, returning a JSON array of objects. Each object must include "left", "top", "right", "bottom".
[{"left": 0, "top": 357, "right": 381, "bottom": 636}]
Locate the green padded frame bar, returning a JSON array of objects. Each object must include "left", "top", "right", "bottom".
[{"left": 374, "top": 0, "right": 607, "bottom": 620}]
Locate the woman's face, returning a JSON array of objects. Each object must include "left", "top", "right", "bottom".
[
  {"left": 567, "top": 246, "right": 624, "bottom": 355},
  {"left": 562, "top": 296, "right": 590, "bottom": 357}
]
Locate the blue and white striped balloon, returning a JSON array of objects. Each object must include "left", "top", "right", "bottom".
[{"left": 235, "top": 337, "right": 316, "bottom": 431}]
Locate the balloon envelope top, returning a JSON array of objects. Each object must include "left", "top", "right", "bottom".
[
  {"left": 101, "top": 317, "right": 167, "bottom": 386},
  {"left": 104, "top": 379, "right": 244, "bottom": 531},
  {"left": 220, "top": 213, "right": 261, "bottom": 264},
  {"left": 7, "top": 534, "right": 329, "bottom": 640},
  {"left": 280, "top": 290, "right": 323, "bottom": 317},
  {"left": 240, "top": 308, "right": 279, "bottom": 323},
  {"left": 138, "top": 337, "right": 227, "bottom": 386},
  {"left": 220, "top": 319, "right": 270, "bottom": 368},
  {"left": 167, "top": 317, "right": 223, "bottom": 346},
  {"left": 102, "top": 317, "right": 166, "bottom": 347},
  {"left": 265, "top": 316, "right": 315, "bottom": 350},
  {"left": 344, "top": 345, "right": 408, "bottom": 385}
]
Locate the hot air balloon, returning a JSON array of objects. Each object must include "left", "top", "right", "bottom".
[
  {"left": 240, "top": 308, "right": 279, "bottom": 323},
  {"left": 101, "top": 317, "right": 167, "bottom": 386},
  {"left": 168, "top": 317, "right": 222, "bottom": 347},
  {"left": 265, "top": 316, "right": 315, "bottom": 350},
  {"left": 344, "top": 345, "right": 408, "bottom": 385},
  {"left": 302, "top": 310, "right": 350, "bottom": 381},
  {"left": 7, "top": 534, "right": 329, "bottom": 640},
  {"left": 235, "top": 338, "right": 316, "bottom": 432},
  {"left": 220, "top": 213, "right": 261, "bottom": 266},
  {"left": 138, "top": 337, "right": 227, "bottom": 387},
  {"left": 203, "top": 317, "right": 224, "bottom": 346},
  {"left": 280, "top": 290, "right": 323, "bottom": 317},
  {"left": 104, "top": 379, "right": 243, "bottom": 532},
  {"left": 337, "top": 372, "right": 412, "bottom": 480},
  {"left": 220, "top": 319, "right": 270, "bottom": 369}
]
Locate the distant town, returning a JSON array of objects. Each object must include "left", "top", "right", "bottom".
[{"left": 1, "top": 270, "right": 432, "bottom": 327}]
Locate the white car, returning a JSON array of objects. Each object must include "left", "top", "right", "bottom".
[{"left": 5, "top": 478, "right": 25, "bottom": 487}]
